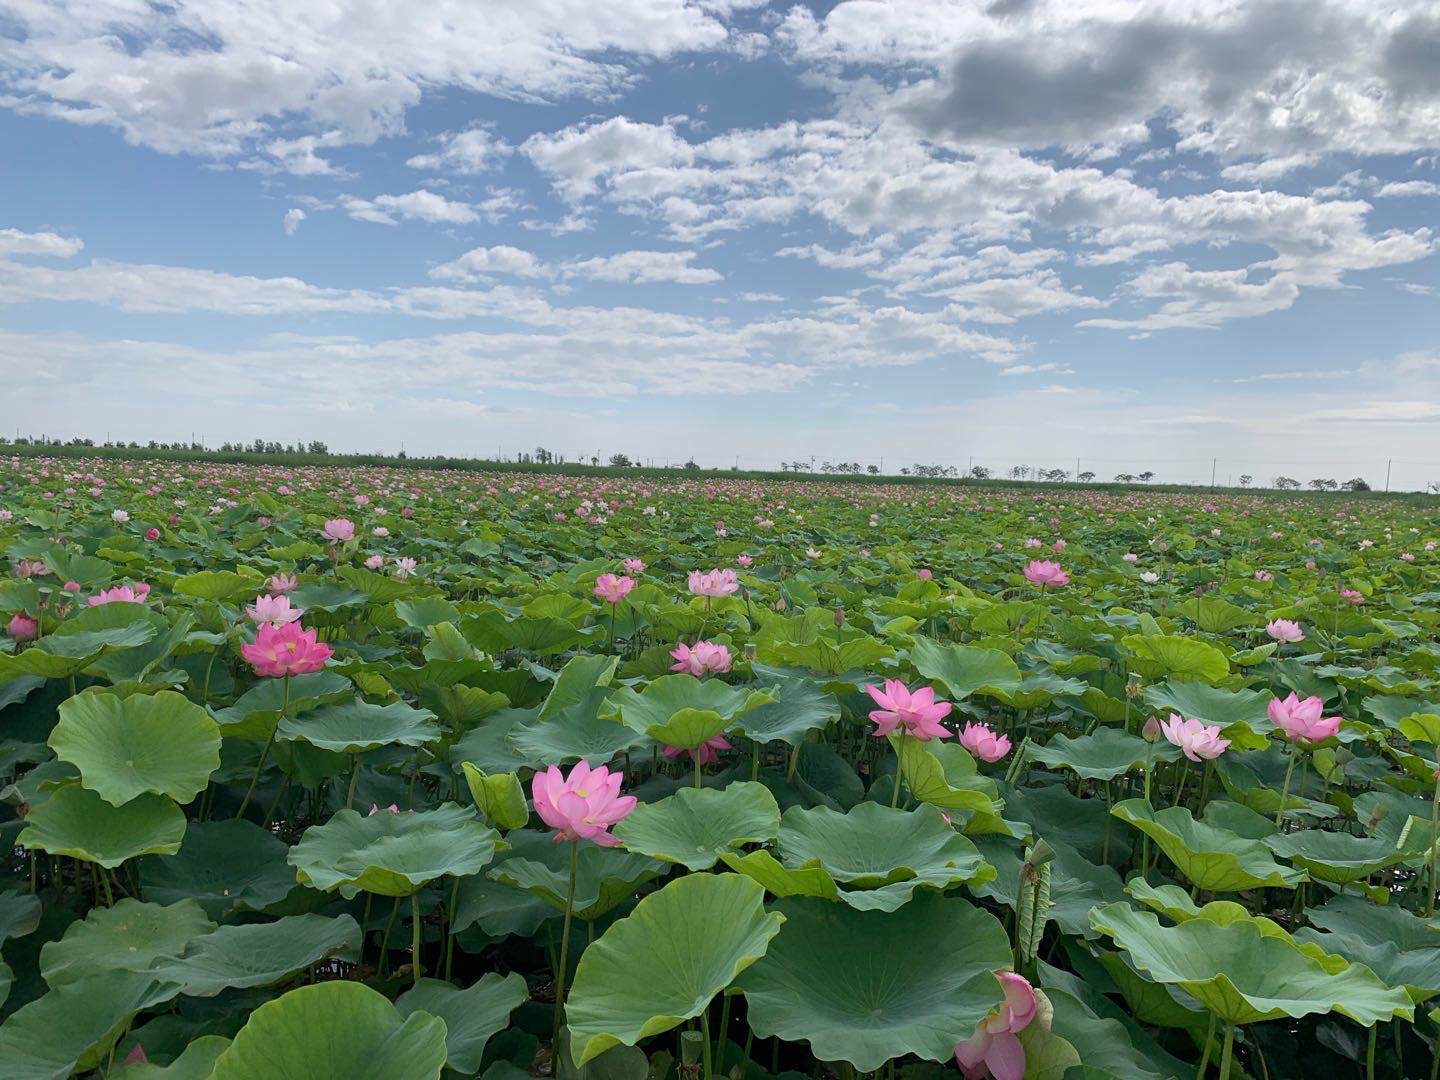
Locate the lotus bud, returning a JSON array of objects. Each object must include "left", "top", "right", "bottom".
[{"left": 1141, "top": 715, "right": 1161, "bottom": 742}]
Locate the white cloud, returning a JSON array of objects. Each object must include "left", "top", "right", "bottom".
[
  {"left": 563, "top": 250, "right": 722, "bottom": 285},
  {"left": 430, "top": 245, "right": 548, "bottom": 282},
  {"left": 341, "top": 190, "right": 482, "bottom": 226},
  {"left": 407, "top": 126, "right": 514, "bottom": 174},
  {"left": 282, "top": 209, "right": 306, "bottom": 236},
  {"left": 0, "top": 1, "right": 737, "bottom": 167},
  {"left": 0, "top": 228, "right": 83, "bottom": 259}
]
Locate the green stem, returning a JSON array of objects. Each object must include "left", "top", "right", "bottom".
[
  {"left": 694, "top": 751, "right": 703, "bottom": 789},
  {"left": 891, "top": 734, "right": 905, "bottom": 808},
  {"left": 378, "top": 895, "right": 401, "bottom": 976},
  {"left": 410, "top": 892, "right": 422, "bottom": 987},
  {"left": 100, "top": 867, "right": 115, "bottom": 907},
  {"left": 1195, "top": 1012, "right": 1217, "bottom": 1079},
  {"left": 1366, "top": 1024, "right": 1377, "bottom": 1080},
  {"left": 716, "top": 992, "right": 732, "bottom": 1070},
  {"left": 1217, "top": 1021, "right": 1235, "bottom": 1080},
  {"left": 1426, "top": 773, "right": 1440, "bottom": 918},
  {"left": 700, "top": 1007, "right": 713, "bottom": 1080},
  {"left": 1274, "top": 747, "right": 1298, "bottom": 828},
  {"left": 237, "top": 675, "right": 287, "bottom": 820},
  {"left": 1172, "top": 761, "right": 1190, "bottom": 808},
  {"left": 346, "top": 754, "right": 360, "bottom": 810},
  {"left": 1101, "top": 780, "right": 1113, "bottom": 866},
  {"left": 444, "top": 875, "right": 460, "bottom": 983},
  {"left": 553, "top": 840, "right": 580, "bottom": 1045}
]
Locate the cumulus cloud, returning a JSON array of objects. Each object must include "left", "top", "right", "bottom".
[{"left": 282, "top": 209, "right": 306, "bottom": 236}]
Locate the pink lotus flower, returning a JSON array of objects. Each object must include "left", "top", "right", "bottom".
[
  {"left": 321, "top": 518, "right": 355, "bottom": 543},
  {"left": 663, "top": 734, "right": 733, "bottom": 766},
  {"left": 530, "top": 760, "right": 636, "bottom": 847},
  {"left": 594, "top": 573, "right": 635, "bottom": 605},
  {"left": 864, "top": 679, "right": 953, "bottom": 741},
  {"left": 954, "top": 972, "right": 1038, "bottom": 1080},
  {"left": 1023, "top": 560, "right": 1069, "bottom": 587},
  {"left": 144, "top": 527, "right": 160, "bottom": 541},
  {"left": 6, "top": 612, "right": 39, "bottom": 641},
  {"left": 917, "top": 568, "right": 933, "bottom": 580},
  {"left": 1141, "top": 715, "right": 1162, "bottom": 741},
  {"left": 623, "top": 558, "right": 646, "bottom": 574},
  {"left": 688, "top": 568, "right": 740, "bottom": 597},
  {"left": 669, "top": 640, "right": 733, "bottom": 676},
  {"left": 87, "top": 583, "right": 150, "bottom": 606},
  {"left": 1159, "top": 715, "right": 1229, "bottom": 762},
  {"left": 1122, "top": 552, "right": 1138, "bottom": 562},
  {"left": 245, "top": 594, "right": 304, "bottom": 626},
  {"left": 393, "top": 557, "right": 418, "bottom": 580},
  {"left": 1268, "top": 692, "right": 1342, "bottom": 744},
  {"left": 240, "top": 621, "right": 334, "bottom": 677},
  {"left": 1266, "top": 619, "right": 1304, "bottom": 643},
  {"left": 267, "top": 573, "right": 298, "bottom": 595},
  {"left": 958, "top": 722, "right": 1011, "bottom": 763},
  {"left": 364, "top": 554, "right": 385, "bottom": 570},
  {"left": 736, "top": 553, "right": 754, "bottom": 568},
  {"left": 63, "top": 581, "right": 81, "bottom": 593},
  {"left": 1339, "top": 589, "right": 1364, "bottom": 605},
  {"left": 368, "top": 803, "right": 401, "bottom": 815},
  {"left": 1254, "top": 570, "right": 1274, "bottom": 582}
]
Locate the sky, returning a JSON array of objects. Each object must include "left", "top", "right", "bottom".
[{"left": 1, "top": 0, "right": 1439, "bottom": 488}]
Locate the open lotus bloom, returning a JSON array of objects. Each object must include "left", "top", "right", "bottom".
[
  {"left": 662, "top": 733, "right": 733, "bottom": 765},
  {"left": 239, "top": 620, "right": 333, "bottom": 677},
  {"left": 1265, "top": 618, "right": 1304, "bottom": 642},
  {"left": 1160, "top": 714, "right": 1230, "bottom": 761},
  {"left": 864, "top": 678, "right": 953, "bottom": 741},
  {"left": 531, "top": 760, "right": 636, "bottom": 846},
  {"left": 1268, "top": 691, "right": 1342, "bottom": 744},
  {"left": 955, "top": 971, "right": 1039, "bottom": 1080},
  {"left": 1023, "top": 560, "right": 1069, "bottom": 587},
  {"left": 669, "top": 640, "right": 732, "bottom": 676},
  {"left": 593, "top": 572, "right": 635, "bottom": 604},
  {"left": 245, "top": 593, "right": 304, "bottom": 626},
  {"left": 688, "top": 568, "right": 740, "bottom": 597},
  {"left": 87, "top": 583, "right": 150, "bottom": 606}
]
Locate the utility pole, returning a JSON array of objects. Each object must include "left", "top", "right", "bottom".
[
  {"left": 1075, "top": 456, "right": 1081, "bottom": 481},
  {"left": 1211, "top": 458, "right": 1217, "bottom": 488},
  {"left": 1385, "top": 459, "right": 1392, "bottom": 492}
]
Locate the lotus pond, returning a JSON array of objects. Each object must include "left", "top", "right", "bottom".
[{"left": 2, "top": 458, "right": 1440, "bottom": 1080}]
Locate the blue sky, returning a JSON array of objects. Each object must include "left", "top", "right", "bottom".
[{"left": 2, "top": 0, "right": 1439, "bottom": 487}]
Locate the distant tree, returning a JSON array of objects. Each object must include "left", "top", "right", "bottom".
[
  {"left": 866, "top": 464, "right": 879, "bottom": 475},
  {"left": 1138, "top": 471, "right": 1155, "bottom": 483},
  {"left": 1007, "top": 465, "right": 1030, "bottom": 480},
  {"left": 1341, "top": 477, "right": 1370, "bottom": 491},
  {"left": 970, "top": 465, "right": 992, "bottom": 480},
  {"left": 1076, "top": 470, "right": 1096, "bottom": 483},
  {"left": 608, "top": 453, "right": 632, "bottom": 468},
  {"left": 683, "top": 459, "right": 700, "bottom": 471},
  {"left": 1238, "top": 474, "right": 1252, "bottom": 487},
  {"left": 1273, "top": 476, "right": 1301, "bottom": 490},
  {"left": 1308, "top": 478, "right": 1338, "bottom": 491},
  {"left": 1113, "top": 473, "right": 1135, "bottom": 483}
]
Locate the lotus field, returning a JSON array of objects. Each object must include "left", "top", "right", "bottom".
[{"left": 5, "top": 458, "right": 1440, "bottom": 1080}]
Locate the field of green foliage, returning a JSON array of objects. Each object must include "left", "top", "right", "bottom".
[{"left": 2, "top": 456, "right": 1439, "bottom": 1079}]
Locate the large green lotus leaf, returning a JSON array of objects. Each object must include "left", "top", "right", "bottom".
[
  {"left": 908, "top": 638, "right": 1021, "bottom": 698},
  {"left": 452, "top": 872, "right": 557, "bottom": 940},
  {"left": 612, "top": 781, "right": 781, "bottom": 870},
  {"left": 509, "top": 691, "right": 653, "bottom": 765},
  {"left": 566, "top": 873, "right": 784, "bottom": 1067},
  {"left": 0, "top": 620, "right": 156, "bottom": 683},
  {"left": 49, "top": 689, "right": 220, "bottom": 806},
  {"left": 488, "top": 830, "right": 666, "bottom": 920},
  {"left": 730, "top": 677, "right": 840, "bottom": 745},
  {"left": 0, "top": 971, "right": 176, "bottom": 1080},
  {"left": 418, "top": 683, "right": 510, "bottom": 731},
  {"left": 1110, "top": 799, "right": 1305, "bottom": 891},
  {"left": 983, "top": 672, "right": 1089, "bottom": 710},
  {"left": 396, "top": 973, "right": 528, "bottom": 1073},
  {"left": 449, "top": 708, "right": 544, "bottom": 775},
  {"left": 171, "top": 570, "right": 265, "bottom": 601},
  {"left": 736, "top": 893, "right": 1010, "bottom": 1071},
  {"left": 277, "top": 698, "right": 441, "bottom": 754},
  {"left": 894, "top": 737, "right": 999, "bottom": 816},
  {"left": 1168, "top": 595, "right": 1259, "bottom": 633},
  {"left": 1027, "top": 727, "right": 1165, "bottom": 781},
  {"left": 1122, "top": 634, "right": 1229, "bottom": 683},
  {"left": 1142, "top": 680, "right": 1272, "bottom": 731},
  {"left": 42, "top": 550, "right": 114, "bottom": 589},
  {"left": 538, "top": 653, "right": 619, "bottom": 719},
  {"left": 212, "top": 671, "right": 354, "bottom": 741},
  {"left": 209, "top": 981, "right": 448, "bottom": 1079},
  {"left": 1262, "top": 829, "right": 1409, "bottom": 884},
  {"left": 765, "top": 632, "right": 895, "bottom": 676},
  {"left": 19, "top": 783, "right": 187, "bottom": 868},
  {"left": 999, "top": 782, "right": 1133, "bottom": 866},
  {"left": 460, "top": 764, "right": 531, "bottom": 830},
  {"left": 111, "top": 1035, "right": 233, "bottom": 1079},
  {"left": 775, "top": 802, "right": 992, "bottom": 892},
  {"left": 1041, "top": 986, "right": 1183, "bottom": 1080},
  {"left": 335, "top": 565, "right": 420, "bottom": 605},
  {"left": 1214, "top": 753, "right": 1341, "bottom": 820},
  {"left": 0, "top": 891, "right": 42, "bottom": 944},
  {"left": 289, "top": 804, "right": 501, "bottom": 897},
  {"left": 141, "top": 818, "right": 298, "bottom": 917},
  {"left": 972, "top": 835, "right": 1127, "bottom": 938},
  {"left": 1296, "top": 895, "right": 1440, "bottom": 1001},
  {"left": 719, "top": 849, "right": 841, "bottom": 901},
  {"left": 148, "top": 913, "right": 360, "bottom": 996},
  {"left": 1362, "top": 693, "right": 1440, "bottom": 738},
  {"left": 1089, "top": 903, "right": 1413, "bottom": 1026},
  {"left": 394, "top": 596, "right": 462, "bottom": 630},
  {"left": 602, "top": 675, "right": 776, "bottom": 749},
  {"left": 40, "top": 898, "right": 213, "bottom": 987}
]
